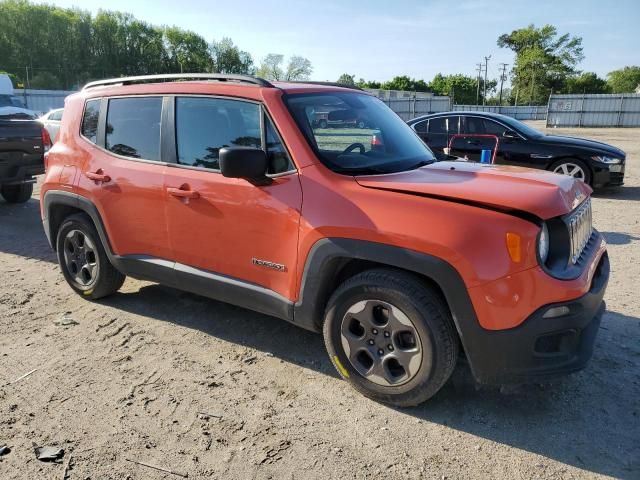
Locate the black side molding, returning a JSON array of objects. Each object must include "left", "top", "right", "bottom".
[{"left": 42, "top": 190, "right": 293, "bottom": 322}]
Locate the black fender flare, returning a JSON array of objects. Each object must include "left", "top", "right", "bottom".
[
  {"left": 293, "top": 237, "right": 481, "bottom": 351},
  {"left": 42, "top": 190, "right": 116, "bottom": 257}
]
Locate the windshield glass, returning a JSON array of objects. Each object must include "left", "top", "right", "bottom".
[
  {"left": 497, "top": 114, "right": 544, "bottom": 138},
  {"left": 284, "top": 92, "right": 435, "bottom": 175}
]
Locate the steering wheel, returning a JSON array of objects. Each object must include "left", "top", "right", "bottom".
[{"left": 342, "top": 143, "right": 366, "bottom": 154}]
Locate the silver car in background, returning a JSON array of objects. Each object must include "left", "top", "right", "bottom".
[{"left": 39, "top": 108, "right": 63, "bottom": 142}]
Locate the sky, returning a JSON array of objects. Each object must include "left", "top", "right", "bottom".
[{"left": 38, "top": 0, "right": 640, "bottom": 85}]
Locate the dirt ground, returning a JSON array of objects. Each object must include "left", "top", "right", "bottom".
[{"left": 1, "top": 122, "right": 639, "bottom": 479}]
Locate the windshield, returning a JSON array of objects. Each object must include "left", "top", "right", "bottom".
[
  {"left": 284, "top": 92, "right": 435, "bottom": 175},
  {"left": 496, "top": 114, "right": 544, "bottom": 138}
]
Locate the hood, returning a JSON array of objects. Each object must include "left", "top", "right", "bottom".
[
  {"left": 356, "top": 161, "right": 592, "bottom": 220},
  {"left": 541, "top": 134, "right": 625, "bottom": 158}
]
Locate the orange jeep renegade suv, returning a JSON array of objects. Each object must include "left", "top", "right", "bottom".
[{"left": 41, "top": 74, "right": 609, "bottom": 406}]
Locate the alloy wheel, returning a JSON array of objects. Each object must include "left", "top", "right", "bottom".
[
  {"left": 553, "top": 162, "right": 586, "bottom": 181},
  {"left": 340, "top": 300, "right": 423, "bottom": 386},
  {"left": 63, "top": 229, "right": 99, "bottom": 286}
]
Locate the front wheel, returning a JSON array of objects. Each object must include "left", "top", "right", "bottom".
[
  {"left": 56, "top": 213, "right": 125, "bottom": 299},
  {"left": 1, "top": 183, "right": 33, "bottom": 203},
  {"left": 323, "top": 269, "right": 459, "bottom": 407},
  {"left": 550, "top": 159, "right": 592, "bottom": 185}
]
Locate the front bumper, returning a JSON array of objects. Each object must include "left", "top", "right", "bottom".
[
  {"left": 465, "top": 252, "right": 609, "bottom": 384},
  {"left": 592, "top": 161, "right": 625, "bottom": 187}
]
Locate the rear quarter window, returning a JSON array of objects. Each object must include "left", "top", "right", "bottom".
[{"left": 81, "top": 99, "right": 100, "bottom": 144}]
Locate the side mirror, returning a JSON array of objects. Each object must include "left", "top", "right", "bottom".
[
  {"left": 503, "top": 130, "right": 518, "bottom": 139},
  {"left": 219, "top": 147, "right": 271, "bottom": 185}
]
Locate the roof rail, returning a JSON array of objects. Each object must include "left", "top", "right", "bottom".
[
  {"left": 82, "top": 73, "right": 274, "bottom": 90},
  {"left": 282, "top": 81, "right": 363, "bottom": 91}
]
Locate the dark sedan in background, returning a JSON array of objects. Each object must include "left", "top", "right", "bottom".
[{"left": 407, "top": 112, "right": 625, "bottom": 188}]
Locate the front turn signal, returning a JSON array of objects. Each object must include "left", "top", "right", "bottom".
[{"left": 506, "top": 233, "right": 522, "bottom": 263}]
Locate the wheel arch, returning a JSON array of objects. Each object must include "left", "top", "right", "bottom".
[
  {"left": 43, "top": 190, "right": 114, "bottom": 256},
  {"left": 294, "top": 239, "right": 477, "bottom": 344}
]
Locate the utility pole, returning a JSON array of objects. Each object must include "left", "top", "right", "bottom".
[
  {"left": 475, "top": 63, "right": 483, "bottom": 105},
  {"left": 498, "top": 63, "right": 508, "bottom": 106},
  {"left": 483, "top": 55, "right": 491, "bottom": 105},
  {"left": 529, "top": 65, "right": 536, "bottom": 106}
]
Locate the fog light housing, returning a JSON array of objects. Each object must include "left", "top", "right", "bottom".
[{"left": 542, "top": 305, "right": 571, "bottom": 318}]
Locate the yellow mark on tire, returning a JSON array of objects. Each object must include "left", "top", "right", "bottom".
[
  {"left": 83, "top": 289, "right": 94, "bottom": 296},
  {"left": 333, "top": 356, "right": 350, "bottom": 378}
]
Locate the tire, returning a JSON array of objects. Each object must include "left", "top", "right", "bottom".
[
  {"left": 1, "top": 183, "right": 33, "bottom": 203},
  {"left": 56, "top": 213, "right": 125, "bottom": 300},
  {"left": 318, "top": 119, "right": 328, "bottom": 129},
  {"left": 323, "top": 269, "right": 459, "bottom": 407},
  {"left": 357, "top": 119, "right": 366, "bottom": 129},
  {"left": 550, "top": 159, "right": 592, "bottom": 186}
]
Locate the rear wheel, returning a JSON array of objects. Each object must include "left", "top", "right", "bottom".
[
  {"left": 550, "top": 159, "right": 592, "bottom": 185},
  {"left": 56, "top": 213, "right": 125, "bottom": 299},
  {"left": 323, "top": 269, "right": 459, "bottom": 407},
  {"left": 1, "top": 183, "right": 33, "bottom": 203}
]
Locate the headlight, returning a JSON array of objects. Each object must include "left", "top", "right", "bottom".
[
  {"left": 591, "top": 155, "right": 621, "bottom": 164},
  {"left": 538, "top": 223, "right": 549, "bottom": 264}
]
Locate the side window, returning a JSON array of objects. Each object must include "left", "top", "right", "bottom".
[
  {"left": 428, "top": 117, "right": 446, "bottom": 134},
  {"left": 483, "top": 119, "right": 507, "bottom": 135},
  {"left": 50, "top": 110, "right": 63, "bottom": 121},
  {"left": 176, "top": 97, "right": 261, "bottom": 170},
  {"left": 80, "top": 99, "right": 100, "bottom": 144},
  {"left": 464, "top": 116, "right": 484, "bottom": 134},
  {"left": 413, "top": 120, "right": 428, "bottom": 134},
  {"left": 429, "top": 116, "right": 458, "bottom": 134},
  {"left": 265, "top": 116, "right": 294, "bottom": 174},
  {"left": 447, "top": 116, "right": 460, "bottom": 134},
  {"left": 106, "top": 97, "right": 162, "bottom": 160}
]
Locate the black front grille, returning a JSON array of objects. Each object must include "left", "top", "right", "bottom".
[{"left": 567, "top": 199, "right": 593, "bottom": 265}]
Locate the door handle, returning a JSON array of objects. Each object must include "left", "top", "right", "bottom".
[
  {"left": 85, "top": 169, "right": 111, "bottom": 183},
  {"left": 167, "top": 186, "right": 200, "bottom": 200}
]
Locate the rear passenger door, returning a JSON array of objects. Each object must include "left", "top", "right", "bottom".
[
  {"left": 75, "top": 96, "right": 171, "bottom": 261},
  {"left": 163, "top": 96, "right": 302, "bottom": 301}
]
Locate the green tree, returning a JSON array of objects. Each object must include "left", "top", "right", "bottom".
[
  {"left": 356, "top": 78, "right": 381, "bottom": 89},
  {"left": 285, "top": 56, "right": 312, "bottom": 81},
  {"left": 257, "top": 54, "right": 312, "bottom": 81},
  {"left": 381, "top": 75, "right": 429, "bottom": 92},
  {"left": 607, "top": 66, "right": 640, "bottom": 93},
  {"left": 210, "top": 37, "right": 254, "bottom": 74},
  {"left": 498, "top": 24, "right": 584, "bottom": 104},
  {"left": 164, "top": 26, "right": 213, "bottom": 73},
  {"left": 564, "top": 72, "right": 610, "bottom": 94},
  {"left": 336, "top": 73, "right": 355, "bottom": 86},
  {"left": 429, "top": 73, "right": 495, "bottom": 104},
  {"left": 257, "top": 54, "right": 284, "bottom": 80}
]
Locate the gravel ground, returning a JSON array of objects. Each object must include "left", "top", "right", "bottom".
[{"left": 1, "top": 122, "right": 639, "bottom": 479}]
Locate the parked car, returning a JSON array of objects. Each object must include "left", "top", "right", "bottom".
[
  {"left": 40, "top": 108, "right": 64, "bottom": 141},
  {"left": 0, "top": 110, "right": 49, "bottom": 203},
  {"left": 407, "top": 111, "right": 626, "bottom": 188},
  {"left": 313, "top": 107, "right": 369, "bottom": 129},
  {"left": 41, "top": 74, "right": 608, "bottom": 406}
]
